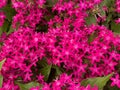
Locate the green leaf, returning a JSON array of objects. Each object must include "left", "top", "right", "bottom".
[
  {"left": 99, "top": 0, "right": 115, "bottom": 19},
  {"left": 104, "top": 85, "right": 120, "bottom": 90},
  {"left": 0, "top": 59, "right": 6, "bottom": 71},
  {"left": 0, "top": 75, "right": 3, "bottom": 87},
  {"left": 52, "top": 65, "right": 62, "bottom": 76},
  {"left": 107, "top": 86, "right": 120, "bottom": 90},
  {"left": 0, "top": 28, "right": 3, "bottom": 36},
  {"left": 106, "top": 14, "right": 112, "bottom": 22},
  {"left": 0, "top": 20, "right": 10, "bottom": 33},
  {"left": 46, "top": 0, "right": 58, "bottom": 7},
  {"left": 111, "top": 21, "right": 120, "bottom": 34},
  {"left": 0, "top": 20, "right": 13, "bottom": 36},
  {"left": 88, "top": 32, "right": 97, "bottom": 43},
  {"left": 104, "top": 81, "right": 120, "bottom": 90},
  {"left": 37, "top": 58, "right": 48, "bottom": 67},
  {"left": 40, "top": 64, "right": 52, "bottom": 81},
  {"left": 100, "top": 0, "right": 115, "bottom": 8},
  {"left": 16, "top": 82, "right": 40, "bottom": 90},
  {"left": 85, "top": 14, "right": 97, "bottom": 25},
  {"left": 7, "top": 25, "right": 14, "bottom": 35},
  {"left": 81, "top": 73, "right": 114, "bottom": 90},
  {"left": 100, "top": 10, "right": 106, "bottom": 17},
  {"left": 2, "top": 4, "right": 16, "bottom": 22},
  {"left": 0, "top": 59, "right": 6, "bottom": 87}
]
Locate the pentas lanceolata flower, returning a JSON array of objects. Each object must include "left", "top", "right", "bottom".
[
  {"left": 115, "top": 18, "right": 120, "bottom": 24},
  {"left": 116, "top": 0, "right": 120, "bottom": 13},
  {"left": 0, "top": 0, "right": 7, "bottom": 8},
  {"left": 0, "top": 33, "right": 7, "bottom": 43},
  {"left": 0, "top": 12, "right": 6, "bottom": 27},
  {"left": 111, "top": 74, "right": 120, "bottom": 88},
  {"left": 0, "top": 0, "right": 120, "bottom": 89},
  {"left": 1, "top": 80, "right": 19, "bottom": 90},
  {"left": 37, "top": 0, "right": 46, "bottom": 6},
  {"left": 0, "top": 0, "right": 6, "bottom": 27},
  {"left": 11, "top": 0, "right": 45, "bottom": 28},
  {"left": 0, "top": 27, "right": 46, "bottom": 82},
  {"left": 30, "top": 86, "right": 40, "bottom": 90}
]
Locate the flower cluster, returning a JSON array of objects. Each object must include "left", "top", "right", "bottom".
[
  {"left": 46, "top": 0, "right": 120, "bottom": 82},
  {"left": 0, "top": 0, "right": 120, "bottom": 89},
  {"left": 11, "top": 0, "right": 45, "bottom": 28},
  {"left": 0, "top": 27, "right": 45, "bottom": 82}
]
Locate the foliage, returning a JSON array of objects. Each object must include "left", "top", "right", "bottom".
[
  {"left": 16, "top": 82, "right": 41, "bottom": 90},
  {"left": 81, "top": 73, "right": 114, "bottom": 90}
]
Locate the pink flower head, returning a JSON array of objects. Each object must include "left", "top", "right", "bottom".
[
  {"left": 115, "top": 18, "right": 120, "bottom": 24},
  {"left": 111, "top": 74, "right": 120, "bottom": 88},
  {"left": 0, "top": 0, "right": 7, "bottom": 8},
  {"left": 0, "top": 12, "right": 6, "bottom": 26},
  {"left": 37, "top": 0, "right": 46, "bottom": 6},
  {"left": 116, "top": 0, "right": 120, "bottom": 13}
]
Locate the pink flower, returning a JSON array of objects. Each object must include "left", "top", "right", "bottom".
[
  {"left": 0, "top": 0, "right": 120, "bottom": 89},
  {"left": 0, "top": 0, "right": 7, "bottom": 8},
  {"left": 111, "top": 74, "right": 120, "bottom": 88},
  {"left": 93, "top": 0, "right": 101, "bottom": 4},
  {"left": 115, "top": 18, "right": 120, "bottom": 24},
  {"left": 37, "top": 0, "right": 46, "bottom": 6},
  {"left": 89, "top": 65, "right": 101, "bottom": 76},
  {"left": 37, "top": 74, "right": 44, "bottom": 83},
  {"left": 0, "top": 12, "right": 6, "bottom": 27},
  {"left": 116, "top": 0, "right": 120, "bottom": 13}
]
